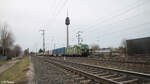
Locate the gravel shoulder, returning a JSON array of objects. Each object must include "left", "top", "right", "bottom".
[{"left": 31, "top": 56, "right": 74, "bottom": 84}]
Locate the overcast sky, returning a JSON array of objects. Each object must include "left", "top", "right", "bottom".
[{"left": 0, "top": 0, "right": 150, "bottom": 51}]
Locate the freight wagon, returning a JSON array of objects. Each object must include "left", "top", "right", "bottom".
[
  {"left": 44, "top": 50, "right": 52, "bottom": 56},
  {"left": 52, "top": 47, "right": 66, "bottom": 56}
]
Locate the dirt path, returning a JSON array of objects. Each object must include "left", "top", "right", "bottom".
[
  {"left": 0, "top": 59, "right": 18, "bottom": 74},
  {"left": 26, "top": 56, "right": 35, "bottom": 84}
]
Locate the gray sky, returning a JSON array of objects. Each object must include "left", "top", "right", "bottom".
[{"left": 0, "top": 0, "right": 150, "bottom": 51}]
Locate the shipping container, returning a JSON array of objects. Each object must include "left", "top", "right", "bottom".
[{"left": 52, "top": 47, "right": 66, "bottom": 56}]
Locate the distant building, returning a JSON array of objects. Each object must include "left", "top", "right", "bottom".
[
  {"left": 45, "top": 50, "right": 52, "bottom": 55},
  {"left": 91, "top": 48, "right": 112, "bottom": 56}
]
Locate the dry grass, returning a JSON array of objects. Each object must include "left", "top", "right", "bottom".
[
  {"left": 0, "top": 61, "right": 7, "bottom": 67},
  {"left": 0, "top": 56, "right": 30, "bottom": 84}
]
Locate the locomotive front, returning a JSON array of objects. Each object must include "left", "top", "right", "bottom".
[{"left": 81, "top": 44, "right": 89, "bottom": 56}]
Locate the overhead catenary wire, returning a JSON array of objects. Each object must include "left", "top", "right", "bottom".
[
  {"left": 83, "top": 21, "right": 150, "bottom": 47},
  {"left": 96, "top": 21, "right": 150, "bottom": 40},
  {"left": 80, "top": 0, "right": 150, "bottom": 39},
  {"left": 80, "top": 0, "right": 150, "bottom": 33},
  {"left": 97, "top": 30, "right": 150, "bottom": 48},
  {"left": 70, "top": 0, "right": 144, "bottom": 37},
  {"left": 48, "top": 0, "right": 69, "bottom": 48},
  {"left": 55, "top": 0, "right": 69, "bottom": 17},
  {"left": 48, "top": 0, "right": 69, "bottom": 25},
  {"left": 50, "top": 0, "right": 68, "bottom": 18},
  {"left": 49, "top": 0, "right": 69, "bottom": 31},
  {"left": 86, "top": 9, "right": 150, "bottom": 38},
  {"left": 48, "top": 0, "right": 58, "bottom": 15}
]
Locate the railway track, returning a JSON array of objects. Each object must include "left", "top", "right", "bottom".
[
  {"left": 51, "top": 57, "right": 150, "bottom": 74},
  {"left": 45, "top": 57, "right": 150, "bottom": 84},
  {"left": 87, "top": 58, "right": 150, "bottom": 65},
  {"left": 60, "top": 57, "right": 150, "bottom": 65}
]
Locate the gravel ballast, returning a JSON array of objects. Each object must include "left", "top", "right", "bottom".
[{"left": 31, "top": 56, "right": 76, "bottom": 84}]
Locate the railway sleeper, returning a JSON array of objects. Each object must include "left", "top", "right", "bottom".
[
  {"left": 101, "top": 74, "right": 118, "bottom": 78},
  {"left": 119, "top": 78, "right": 139, "bottom": 84},
  {"left": 80, "top": 79, "right": 91, "bottom": 84},
  {"left": 90, "top": 69, "right": 103, "bottom": 71},
  {"left": 91, "top": 71, "right": 104, "bottom": 74},
  {"left": 85, "top": 69, "right": 102, "bottom": 72},
  {"left": 72, "top": 75, "right": 80, "bottom": 78},
  {"left": 110, "top": 75, "right": 127, "bottom": 81},
  {"left": 105, "top": 74, "right": 121, "bottom": 79},
  {"left": 87, "top": 68, "right": 100, "bottom": 71},
  {"left": 74, "top": 77, "right": 85, "bottom": 81},
  {"left": 114, "top": 76, "right": 134, "bottom": 82},
  {"left": 66, "top": 79, "right": 77, "bottom": 84},
  {"left": 97, "top": 72, "right": 110, "bottom": 76},
  {"left": 87, "top": 70, "right": 99, "bottom": 73}
]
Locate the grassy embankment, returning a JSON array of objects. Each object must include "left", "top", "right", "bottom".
[{"left": 0, "top": 56, "right": 30, "bottom": 84}]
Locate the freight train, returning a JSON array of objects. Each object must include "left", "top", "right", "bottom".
[{"left": 52, "top": 44, "right": 89, "bottom": 57}]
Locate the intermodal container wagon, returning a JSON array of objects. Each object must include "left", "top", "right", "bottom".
[{"left": 52, "top": 47, "right": 66, "bottom": 56}]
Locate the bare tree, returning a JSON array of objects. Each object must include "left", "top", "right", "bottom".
[
  {"left": 0, "top": 24, "right": 14, "bottom": 56},
  {"left": 24, "top": 48, "right": 29, "bottom": 56},
  {"left": 13, "top": 45, "right": 22, "bottom": 57},
  {"left": 108, "top": 46, "right": 113, "bottom": 50},
  {"left": 120, "top": 39, "right": 127, "bottom": 56},
  {"left": 91, "top": 44, "right": 100, "bottom": 51}
]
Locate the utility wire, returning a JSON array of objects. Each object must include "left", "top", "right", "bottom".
[
  {"left": 83, "top": 9, "right": 150, "bottom": 38},
  {"left": 92, "top": 30, "right": 150, "bottom": 48},
  {"left": 50, "top": 0, "right": 63, "bottom": 17},
  {"left": 81, "top": 0, "right": 150, "bottom": 33},
  {"left": 55, "top": 0, "right": 69, "bottom": 17},
  {"left": 49, "top": 0, "right": 59, "bottom": 18},
  {"left": 82, "top": 0, "right": 150, "bottom": 37},
  {"left": 98, "top": 30, "right": 150, "bottom": 45},
  {"left": 50, "top": 0, "right": 69, "bottom": 30},
  {"left": 96, "top": 21, "right": 150, "bottom": 39},
  {"left": 49, "top": 0, "right": 68, "bottom": 25}
]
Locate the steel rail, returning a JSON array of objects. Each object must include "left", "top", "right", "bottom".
[{"left": 50, "top": 58, "right": 150, "bottom": 81}]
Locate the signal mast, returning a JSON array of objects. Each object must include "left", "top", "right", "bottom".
[{"left": 65, "top": 10, "right": 70, "bottom": 48}]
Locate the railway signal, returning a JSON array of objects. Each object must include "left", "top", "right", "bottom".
[{"left": 65, "top": 10, "right": 70, "bottom": 48}]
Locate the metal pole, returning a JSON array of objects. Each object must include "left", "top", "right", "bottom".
[
  {"left": 77, "top": 31, "right": 80, "bottom": 45},
  {"left": 43, "top": 31, "right": 45, "bottom": 53},
  {"left": 40, "top": 29, "right": 45, "bottom": 54},
  {"left": 54, "top": 43, "right": 55, "bottom": 50},
  {"left": 67, "top": 25, "right": 69, "bottom": 47},
  {"left": 77, "top": 31, "right": 82, "bottom": 45}
]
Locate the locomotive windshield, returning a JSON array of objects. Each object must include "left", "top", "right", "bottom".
[{"left": 81, "top": 45, "right": 89, "bottom": 49}]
